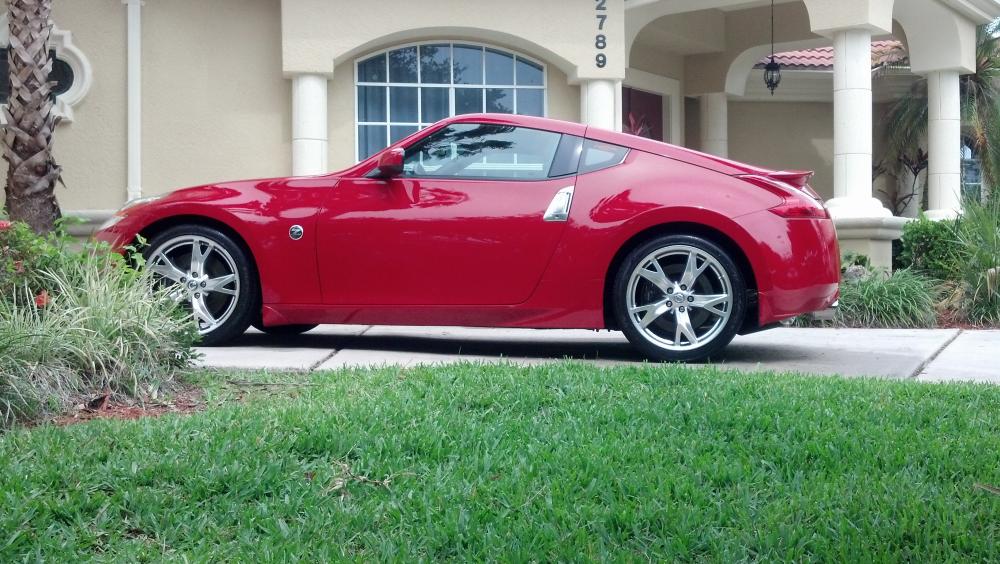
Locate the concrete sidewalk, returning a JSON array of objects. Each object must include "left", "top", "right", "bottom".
[{"left": 194, "top": 326, "right": 999, "bottom": 383}]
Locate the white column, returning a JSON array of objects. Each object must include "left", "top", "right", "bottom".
[
  {"left": 699, "top": 92, "right": 728, "bottom": 158},
  {"left": 825, "top": 28, "right": 891, "bottom": 219},
  {"left": 926, "top": 69, "right": 962, "bottom": 219},
  {"left": 613, "top": 79, "right": 623, "bottom": 132},
  {"left": 580, "top": 79, "right": 618, "bottom": 130},
  {"left": 291, "top": 74, "right": 329, "bottom": 176},
  {"left": 125, "top": 0, "right": 142, "bottom": 201}
]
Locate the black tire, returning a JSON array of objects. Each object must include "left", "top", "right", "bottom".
[
  {"left": 613, "top": 234, "right": 746, "bottom": 362},
  {"left": 144, "top": 225, "right": 258, "bottom": 346},
  {"left": 252, "top": 323, "right": 318, "bottom": 336}
]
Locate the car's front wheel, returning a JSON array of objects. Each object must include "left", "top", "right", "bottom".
[
  {"left": 144, "top": 225, "right": 258, "bottom": 346},
  {"left": 613, "top": 234, "right": 746, "bottom": 362}
]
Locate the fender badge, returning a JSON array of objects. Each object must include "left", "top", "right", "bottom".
[{"left": 289, "top": 225, "right": 304, "bottom": 240}]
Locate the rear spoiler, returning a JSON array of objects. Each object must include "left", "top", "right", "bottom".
[{"left": 767, "top": 170, "right": 814, "bottom": 189}]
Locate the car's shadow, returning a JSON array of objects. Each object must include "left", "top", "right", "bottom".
[{"left": 216, "top": 329, "right": 817, "bottom": 365}]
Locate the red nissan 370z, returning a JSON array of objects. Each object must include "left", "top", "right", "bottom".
[{"left": 96, "top": 114, "right": 840, "bottom": 362}]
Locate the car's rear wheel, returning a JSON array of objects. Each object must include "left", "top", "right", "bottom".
[
  {"left": 251, "top": 323, "right": 318, "bottom": 336},
  {"left": 613, "top": 234, "right": 746, "bottom": 362},
  {"left": 145, "top": 225, "right": 257, "bottom": 346}
]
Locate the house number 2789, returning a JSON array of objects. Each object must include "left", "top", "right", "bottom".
[{"left": 595, "top": 0, "right": 607, "bottom": 68}]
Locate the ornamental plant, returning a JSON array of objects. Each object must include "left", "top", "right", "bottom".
[
  {"left": 0, "top": 220, "right": 200, "bottom": 427},
  {"left": 897, "top": 216, "right": 962, "bottom": 280}
]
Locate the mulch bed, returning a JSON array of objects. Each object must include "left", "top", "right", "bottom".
[{"left": 48, "top": 387, "right": 204, "bottom": 427}]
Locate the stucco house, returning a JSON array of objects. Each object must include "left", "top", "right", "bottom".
[{"left": 4, "top": 0, "right": 1000, "bottom": 267}]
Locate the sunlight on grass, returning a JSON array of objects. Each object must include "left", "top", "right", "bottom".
[{"left": 2, "top": 363, "right": 999, "bottom": 560}]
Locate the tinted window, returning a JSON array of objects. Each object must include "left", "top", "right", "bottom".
[
  {"left": 549, "top": 135, "right": 584, "bottom": 178},
  {"left": 403, "top": 124, "right": 561, "bottom": 180},
  {"left": 579, "top": 139, "right": 629, "bottom": 174}
]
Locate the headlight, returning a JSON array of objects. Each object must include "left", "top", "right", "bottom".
[
  {"left": 119, "top": 195, "right": 164, "bottom": 212},
  {"left": 100, "top": 195, "right": 165, "bottom": 230},
  {"left": 98, "top": 214, "right": 124, "bottom": 230}
]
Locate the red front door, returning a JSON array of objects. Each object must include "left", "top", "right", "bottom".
[
  {"left": 316, "top": 123, "right": 578, "bottom": 306},
  {"left": 316, "top": 176, "right": 574, "bottom": 306}
]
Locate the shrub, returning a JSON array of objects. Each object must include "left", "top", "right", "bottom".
[
  {"left": 0, "top": 221, "right": 199, "bottom": 427},
  {"left": 953, "top": 198, "right": 1000, "bottom": 323},
  {"left": 836, "top": 268, "right": 940, "bottom": 328},
  {"left": 897, "top": 216, "right": 962, "bottom": 280}
]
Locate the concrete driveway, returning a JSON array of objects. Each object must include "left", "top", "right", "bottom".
[{"left": 195, "top": 326, "right": 999, "bottom": 383}]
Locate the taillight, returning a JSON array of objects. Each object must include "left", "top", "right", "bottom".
[
  {"left": 767, "top": 200, "right": 830, "bottom": 219},
  {"left": 738, "top": 174, "right": 829, "bottom": 219}
]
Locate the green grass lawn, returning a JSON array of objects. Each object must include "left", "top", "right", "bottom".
[{"left": 2, "top": 363, "right": 1000, "bottom": 561}]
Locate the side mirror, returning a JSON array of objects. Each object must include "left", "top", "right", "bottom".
[{"left": 375, "top": 148, "right": 405, "bottom": 178}]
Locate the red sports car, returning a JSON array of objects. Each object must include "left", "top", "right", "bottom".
[{"left": 96, "top": 114, "right": 839, "bottom": 361}]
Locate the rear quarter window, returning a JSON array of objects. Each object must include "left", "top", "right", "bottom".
[{"left": 579, "top": 139, "right": 629, "bottom": 174}]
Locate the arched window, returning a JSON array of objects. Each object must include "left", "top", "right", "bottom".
[
  {"left": 355, "top": 42, "right": 546, "bottom": 160},
  {"left": 961, "top": 138, "right": 983, "bottom": 203}
]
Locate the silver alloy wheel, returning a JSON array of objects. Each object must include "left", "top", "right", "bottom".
[
  {"left": 148, "top": 234, "right": 241, "bottom": 335},
  {"left": 625, "top": 244, "right": 733, "bottom": 351}
]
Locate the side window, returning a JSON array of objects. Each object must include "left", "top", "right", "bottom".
[
  {"left": 403, "top": 123, "right": 561, "bottom": 180},
  {"left": 579, "top": 139, "right": 629, "bottom": 174},
  {"left": 548, "top": 135, "right": 584, "bottom": 178}
]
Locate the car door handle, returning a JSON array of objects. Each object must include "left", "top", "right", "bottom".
[{"left": 543, "top": 186, "right": 575, "bottom": 222}]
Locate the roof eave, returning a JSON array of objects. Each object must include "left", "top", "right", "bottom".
[{"left": 939, "top": 0, "right": 1000, "bottom": 24}]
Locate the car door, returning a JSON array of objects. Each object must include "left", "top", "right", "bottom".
[{"left": 316, "top": 123, "right": 583, "bottom": 306}]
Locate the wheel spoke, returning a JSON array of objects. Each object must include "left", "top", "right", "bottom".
[
  {"left": 630, "top": 300, "right": 670, "bottom": 328},
  {"left": 203, "top": 274, "right": 237, "bottom": 296},
  {"left": 674, "top": 308, "right": 698, "bottom": 347},
  {"left": 150, "top": 253, "right": 186, "bottom": 283},
  {"left": 689, "top": 293, "right": 730, "bottom": 317},
  {"left": 191, "top": 295, "right": 217, "bottom": 327},
  {"left": 679, "top": 251, "right": 708, "bottom": 289},
  {"left": 638, "top": 259, "right": 674, "bottom": 294},
  {"left": 189, "top": 241, "right": 212, "bottom": 275}
]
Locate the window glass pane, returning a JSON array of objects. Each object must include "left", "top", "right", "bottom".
[
  {"left": 359, "top": 125, "right": 387, "bottom": 160},
  {"left": 486, "top": 88, "right": 514, "bottom": 114},
  {"left": 357, "top": 86, "right": 387, "bottom": 122},
  {"left": 389, "top": 86, "right": 418, "bottom": 123},
  {"left": 515, "top": 58, "right": 543, "bottom": 86},
  {"left": 421, "top": 87, "right": 449, "bottom": 123},
  {"left": 403, "top": 124, "right": 560, "bottom": 180},
  {"left": 515, "top": 89, "right": 543, "bottom": 116},
  {"left": 388, "top": 47, "right": 418, "bottom": 83},
  {"left": 485, "top": 48, "right": 514, "bottom": 85},
  {"left": 419, "top": 44, "right": 451, "bottom": 84},
  {"left": 51, "top": 54, "right": 74, "bottom": 96},
  {"left": 455, "top": 88, "right": 483, "bottom": 115},
  {"left": 580, "top": 139, "right": 629, "bottom": 174},
  {"left": 391, "top": 125, "right": 419, "bottom": 144},
  {"left": 549, "top": 135, "right": 584, "bottom": 177},
  {"left": 453, "top": 44, "right": 483, "bottom": 84},
  {"left": 358, "top": 54, "right": 386, "bottom": 83}
]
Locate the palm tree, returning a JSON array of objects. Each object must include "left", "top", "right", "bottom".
[
  {"left": 884, "top": 20, "right": 1000, "bottom": 208},
  {"left": 2, "top": 0, "right": 61, "bottom": 234}
]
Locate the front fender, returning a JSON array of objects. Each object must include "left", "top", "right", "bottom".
[{"left": 106, "top": 180, "right": 328, "bottom": 305}]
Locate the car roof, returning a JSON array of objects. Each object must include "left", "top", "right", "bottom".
[
  {"left": 441, "top": 113, "right": 768, "bottom": 176},
  {"left": 443, "top": 113, "right": 588, "bottom": 137}
]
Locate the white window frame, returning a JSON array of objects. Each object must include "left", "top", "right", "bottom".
[{"left": 354, "top": 41, "right": 548, "bottom": 162}]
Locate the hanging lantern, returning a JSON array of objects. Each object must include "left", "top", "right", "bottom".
[
  {"left": 764, "top": 56, "right": 782, "bottom": 94},
  {"left": 765, "top": 0, "right": 781, "bottom": 95}
]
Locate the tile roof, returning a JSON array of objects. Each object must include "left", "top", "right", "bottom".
[{"left": 755, "top": 40, "right": 908, "bottom": 71}]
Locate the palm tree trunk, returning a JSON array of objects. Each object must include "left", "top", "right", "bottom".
[{"left": 2, "top": 0, "right": 61, "bottom": 234}]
